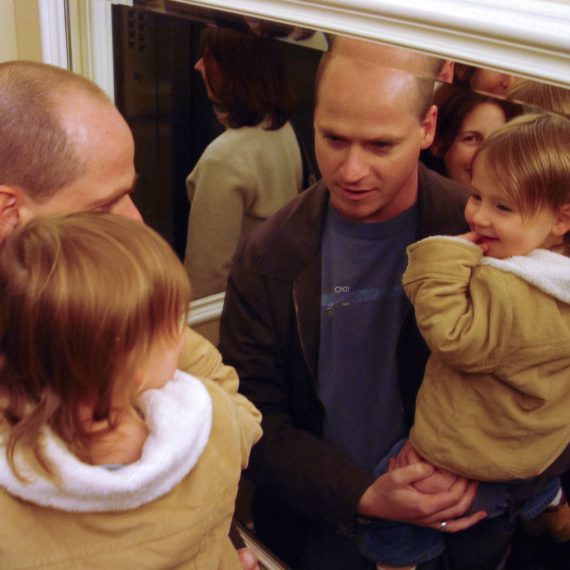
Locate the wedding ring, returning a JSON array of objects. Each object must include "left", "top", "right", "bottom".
[{"left": 439, "top": 521, "right": 447, "bottom": 530}]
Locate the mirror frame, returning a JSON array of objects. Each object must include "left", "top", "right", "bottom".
[
  {"left": 173, "top": 0, "right": 570, "bottom": 87},
  {"left": 57, "top": 0, "right": 570, "bottom": 99}
]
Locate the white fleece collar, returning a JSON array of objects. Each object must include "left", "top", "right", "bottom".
[
  {"left": 480, "top": 248, "right": 570, "bottom": 304},
  {"left": 431, "top": 236, "right": 570, "bottom": 305},
  {"left": 0, "top": 369, "right": 212, "bottom": 512}
]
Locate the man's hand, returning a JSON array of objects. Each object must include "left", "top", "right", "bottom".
[{"left": 357, "top": 460, "right": 486, "bottom": 533}]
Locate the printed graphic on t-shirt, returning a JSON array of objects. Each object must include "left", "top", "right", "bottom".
[{"left": 322, "top": 285, "right": 404, "bottom": 318}]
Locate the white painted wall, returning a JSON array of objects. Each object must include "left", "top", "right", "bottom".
[
  {"left": 0, "top": 0, "right": 18, "bottom": 62},
  {"left": 0, "top": 0, "right": 42, "bottom": 63}
]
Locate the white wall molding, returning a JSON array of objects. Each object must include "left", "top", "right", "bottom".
[
  {"left": 77, "top": 0, "right": 570, "bottom": 114},
  {"left": 174, "top": 0, "right": 570, "bottom": 87},
  {"left": 189, "top": 292, "right": 225, "bottom": 326},
  {"left": 39, "top": 0, "right": 69, "bottom": 67},
  {"left": 65, "top": 0, "right": 116, "bottom": 98},
  {"left": 85, "top": 0, "right": 116, "bottom": 99}
]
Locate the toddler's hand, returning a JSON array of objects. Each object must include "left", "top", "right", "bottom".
[
  {"left": 393, "top": 440, "right": 458, "bottom": 493},
  {"left": 413, "top": 468, "right": 458, "bottom": 494},
  {"left": 456, "top": 230, "right": 488, "bottom": 253}
]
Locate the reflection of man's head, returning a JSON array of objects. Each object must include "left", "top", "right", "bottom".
[
  {"left": 313, "top": 44, "right": 437, "bottom": 223},
  {"left": 314, "top": 46, "right": 435, "bottom": 121},
  {"left": 329, "top": 36, "right": 453, "bottom": 82},
  {"left": 470, "top": 69, "right": 516, "bottom": 97},
  {"left": 454, "top": 64, "right": 517, "bottom": 97}
]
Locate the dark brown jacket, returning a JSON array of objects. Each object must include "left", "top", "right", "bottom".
[{"left": 219, "top": 166, "right": 464, "bottom": 543}]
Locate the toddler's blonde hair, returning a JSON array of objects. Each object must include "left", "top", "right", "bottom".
[{"left": 473, "top": 112, "right": 570, "bottom": 218}]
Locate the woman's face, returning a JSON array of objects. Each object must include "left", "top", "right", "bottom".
[{"left": 443, "top": 102, "right": 507, "bottom": 186}]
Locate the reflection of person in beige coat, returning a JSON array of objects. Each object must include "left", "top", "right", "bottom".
[
  {"left": 184, "top": 27, "right": 302, "bottom": 299},
  {"left": 0, "top": 214, "right": 262, "bottom": 569}
]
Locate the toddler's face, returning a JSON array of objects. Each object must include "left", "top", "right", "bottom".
[{"left": 466, "top": 161, "right": 560, "bottom": 259}]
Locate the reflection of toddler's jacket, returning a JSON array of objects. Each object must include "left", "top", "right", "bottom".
[
  {"left": 0, "top": 370, "right": 262, "bottom": 568},
  {"left": 404, "top": 236, "right": 570, "bottom": 481}
]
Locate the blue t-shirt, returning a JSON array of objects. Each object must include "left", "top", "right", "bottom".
[{"left": 318, "top": 203, "right": 418, "bottom": 472}]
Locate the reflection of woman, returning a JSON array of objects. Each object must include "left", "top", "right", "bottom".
[
  {"left": 422, "top": 84, "right": 522, "bottom": 186},
  {"left": 184, "top": 27, "right": 302, "bottom": 298}
]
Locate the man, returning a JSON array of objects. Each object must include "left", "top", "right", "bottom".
[
  {"left": 0, "top": 60, "right": 140, "bottom": 235},
  {"left": 219, "top": 44, "right": 567, "bottom": 569},
  {"left": 0, "top": 60, "right": 259, "bottom": 570}
]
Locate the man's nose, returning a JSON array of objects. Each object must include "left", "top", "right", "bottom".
[{"left": 339, "top": 145, "right": 369, "bottom": 182}]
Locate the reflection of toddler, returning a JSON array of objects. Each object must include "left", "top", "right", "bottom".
[
  {"left": 359, "top": 113, "right": 570, "bottom": 570},
  {"left": 0, "top": 213, "right": 261, "bottom": 568}
]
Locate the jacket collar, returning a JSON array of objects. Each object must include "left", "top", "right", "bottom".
[
  {"left": 416, "top": 163, "right": 469, "bottom": 238},
  {"left": 481, "top": 247, "right": 570, "bottom": 303},
  {"left": 0, "top": 370, "right": 212, "bottom": 512},
  {"left": 255, "top": 180, "right": 329, "bottom": 281}
]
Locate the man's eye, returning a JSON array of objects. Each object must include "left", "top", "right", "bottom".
[
  {"left": 324, "top": 134, "right": 344, "bottom": 144},
  {"left": 92, "top": 204, "right": 111, "bottom": 213},
  {"left": 93, "top": 199, "right": 121, "bottom": 213}
]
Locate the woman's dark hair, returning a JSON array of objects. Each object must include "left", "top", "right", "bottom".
[
  {"left": 200, "top": 26, "right": 294, "bottom": 130},
  {"left": 422, "top": 83, "right": 523, "bottom": 174}
]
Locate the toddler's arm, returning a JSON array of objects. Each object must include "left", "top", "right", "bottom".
[
  {"left": 403, "top": 236, "right": 512, "bottom": 371},
  {"left": 178, "top": 327, "right": 262, "bottom": 464}
]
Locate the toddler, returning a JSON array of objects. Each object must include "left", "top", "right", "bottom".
[
  {"left": 359, "top": 113, "right": 570, "bottom": 570},
  {"left": 0, "top": 213, "right": 262, "bottom": 568}
]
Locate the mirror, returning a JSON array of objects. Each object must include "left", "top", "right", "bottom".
[{"left": 111, "top": 0, "right": 570, "bottom": 302}]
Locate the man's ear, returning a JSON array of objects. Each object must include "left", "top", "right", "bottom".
[
  {"left": 552, "top": 203, "right": 570, "bottom": 237},
  {"left": 0, "top": 185, "right": 22, "bottom": 242},
  {"left": 420, "top": 105, "right": 438, "bottom": 150}
]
